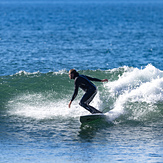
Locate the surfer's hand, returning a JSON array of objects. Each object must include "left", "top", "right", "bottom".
[
  {"left": 101, "top": 79, "right": 108, "bottom": 82},
  {"left": 68, "top": 101, "right": 72, "bottom": 108}
]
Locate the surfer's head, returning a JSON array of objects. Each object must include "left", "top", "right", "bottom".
[{"left": 69, "top": 69, "right": 79, "bottom": 79}]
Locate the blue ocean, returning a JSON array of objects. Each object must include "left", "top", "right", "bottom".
[{"left": 0, "top": 0, "right": 163, "bottom": 162}]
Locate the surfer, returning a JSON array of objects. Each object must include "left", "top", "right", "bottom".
[{"left": 68, "top": 69, "right": 108, "bottom": 114}]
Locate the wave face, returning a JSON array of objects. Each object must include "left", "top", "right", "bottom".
[{"left": 1, "top": 64, "right": 162, "bottom": 123}]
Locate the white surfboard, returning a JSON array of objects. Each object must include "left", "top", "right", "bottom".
[{"left": 80, "top": 113, "right": 107, "bottom": 123}]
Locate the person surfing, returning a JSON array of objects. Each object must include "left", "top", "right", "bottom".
[{"left": 68, "top": 69, "right": 108, "bottom": 114}]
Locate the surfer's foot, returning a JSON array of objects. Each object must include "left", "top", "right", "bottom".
[
  {"left": 84, "top": 105, "right": 102, "bottom": 114},
  {"left": 92, "top": 110, "right": 102, "bottom": 114}
]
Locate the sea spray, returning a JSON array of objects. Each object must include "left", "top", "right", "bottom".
[
  {"left": 105, "top": 64, "right": 163, "bottom": 121},
  {"left": 7, "top": 91, "right": 102, "bottom": 120}
]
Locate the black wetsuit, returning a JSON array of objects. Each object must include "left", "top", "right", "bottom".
[{"left": 71, "top": 75, "right": 102, "bottom": 114}]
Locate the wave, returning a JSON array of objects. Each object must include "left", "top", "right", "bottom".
[
  {"left": 105, "top": 64, "right": 163, "bottom": 122},
  {"left": 1, "top": 64, "right": 163, "bottom": 123}
]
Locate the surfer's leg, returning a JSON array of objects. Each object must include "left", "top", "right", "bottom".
[
  {"left": 86, "top": 105, "right": 102, "bottom": 114},
  {"left": 79, "top": 89, "right": 102, "bottom": 114}
]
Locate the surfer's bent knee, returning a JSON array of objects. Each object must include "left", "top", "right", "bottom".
[{"left": 79, "top": 101, "right": 85, "bottom": 107}]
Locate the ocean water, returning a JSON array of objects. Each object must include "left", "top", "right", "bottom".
[{"left": 0, "top": 0, "right": 163, "bottom": 162}]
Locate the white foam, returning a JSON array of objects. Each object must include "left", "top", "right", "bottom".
[
  {"left": 11, "top": 70, "right": 41, "bottom": 76},
  {"left": 52, "top": 69, "right": 67, "bottom": 75},
  {"left": 105, "top": 64, "right": 163, "bottom": 121},
  {"left": 7, "top": 92, "right": 102, "bottom": 120}
]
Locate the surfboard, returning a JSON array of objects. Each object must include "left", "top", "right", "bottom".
[{"left": 80, "top": 113, "right": 107, "bottom": 124}]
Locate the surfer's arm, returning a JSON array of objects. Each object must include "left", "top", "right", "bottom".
[
  {"left": 68, "top": 88, "right": 78, "bottom": 108},
  {"left": 101, "top": 79, "right": 108, "bottom": 82},
  {"left": 69, "top": 80, "right": 79, "bottom": 108},
  {"left": 71, "top": 86, "right": 78, "bottom": 102},
  {"left": 68, "top": 101, "right": 72, "bottom": 108},
  {"left": 86, "top": 76, "right": 108, "bottom": 82}
]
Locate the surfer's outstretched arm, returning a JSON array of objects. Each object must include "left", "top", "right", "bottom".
[
  {"left": 101, "top": 79, "right": 108, "bottom": 82},
  {"left": 85, "top": 75, "right": 108, "bottom": 83}
]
